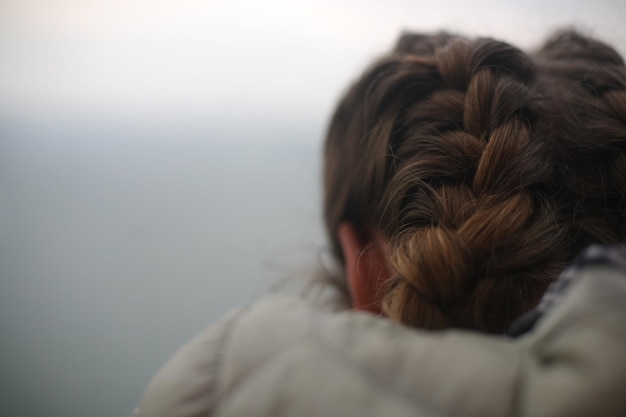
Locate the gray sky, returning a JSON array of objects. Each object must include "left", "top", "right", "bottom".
[{"left": 1, "top": 0, "right": 624, "bottom": 130}]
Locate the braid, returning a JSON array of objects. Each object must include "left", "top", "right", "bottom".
[{"left": 323, "top": 30, "right": 626, "bottom": 333}]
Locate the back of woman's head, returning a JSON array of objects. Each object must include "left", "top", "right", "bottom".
[{"left": 323, "top": 29, "right": 626, "bottom": 333}]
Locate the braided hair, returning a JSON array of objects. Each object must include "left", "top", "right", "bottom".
[{"left": 323, "top": 30, "right": 626, "bottom": 333}]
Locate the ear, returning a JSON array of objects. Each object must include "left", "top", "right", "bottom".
[{"left": 338, "top": 222, "right": 390, "bottom": 314}]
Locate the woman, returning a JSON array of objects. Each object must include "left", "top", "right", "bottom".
[{"left": 132, "top": 30, "right": 626, "bottom": 416}]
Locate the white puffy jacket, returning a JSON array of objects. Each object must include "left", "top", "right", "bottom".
[{"left": 132, "top": 249, "right": 626, "bottom": 417}]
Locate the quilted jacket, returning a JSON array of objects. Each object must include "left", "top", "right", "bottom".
[{"left": 132, "top": 246, "right": 626, "bottom": 417}]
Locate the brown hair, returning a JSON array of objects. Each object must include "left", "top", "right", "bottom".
[{"left": 323, "top": 30, "right": 626, "bottom": 333}]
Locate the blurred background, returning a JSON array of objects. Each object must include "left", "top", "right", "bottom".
[{"left": 0, "top": 1, "right": 624, "bottom": 416}]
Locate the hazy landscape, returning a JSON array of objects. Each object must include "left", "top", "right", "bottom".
[{"left": 0, "top": 120, "right": 327, "bottom": 417}]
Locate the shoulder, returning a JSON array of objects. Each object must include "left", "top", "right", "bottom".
[
  {"left": 134, "top": 295, "right": 470, "bottom": 417},
  {"left": 133, "top": 296, "right": 349, "bottom": 417},
  {"left": 133, "top": 259, "right": 626, "bottom": 417}
]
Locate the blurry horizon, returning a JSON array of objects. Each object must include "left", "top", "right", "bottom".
[{"left": 1, "top": 1, "right": 625, "bottom": 416}]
